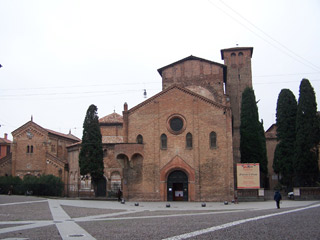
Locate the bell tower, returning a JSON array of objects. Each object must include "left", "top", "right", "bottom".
[{"left": 221, "top": 47, "right": 253, "bottom": 164}]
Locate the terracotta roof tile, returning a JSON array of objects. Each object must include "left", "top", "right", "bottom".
[
  {"left": 99, "top": 112, "right": 123, "bottom": 124},
  {"left": 46, "top": 129, "right": 80, "bottom": 142},
  {"left": 0, "top": 138, "right": 11, "bottom": 144}
]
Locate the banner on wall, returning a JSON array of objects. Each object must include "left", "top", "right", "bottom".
[{"left": 237, "top": 163, "right": 260, "bottom": 189}]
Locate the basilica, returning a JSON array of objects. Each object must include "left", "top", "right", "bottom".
[
  {"left": 68, "top": 47, "right": 254, "bottom": 201},
  {"left": 1, "top": 47, "right": 255, "bottom": 202}
]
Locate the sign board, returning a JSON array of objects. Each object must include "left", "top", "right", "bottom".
[{"left": 237, "top": 163, "right": 260, "bottom": 189}]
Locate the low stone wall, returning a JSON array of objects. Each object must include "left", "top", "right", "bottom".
[
  {"left": 237, "top": 187, "right": 320, "bottom": 201},
  {"left": 293, "top": 187, "right": 320, "bottom": 200},
  {"left": 237, "top": 189, "right": 265, "bottom": 202}
]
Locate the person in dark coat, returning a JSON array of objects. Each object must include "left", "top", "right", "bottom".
[
  {"left": 274, "top": 191, "right": 282, "bottom": 209},
  {"left": 117, "top": 189, "right": 122, "bottom": 202}
]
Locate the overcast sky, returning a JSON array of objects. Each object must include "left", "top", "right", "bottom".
[{"left": 1, "top": 0, "right": 319, "bottom": 139}]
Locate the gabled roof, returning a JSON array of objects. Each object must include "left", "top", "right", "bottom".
[
  {"left": 12, "top": 121, "right": 47, "bottom": 137},
  {"left": 157, "top": 55, "right": 226, "bottom": 77},
  {"left": 220, "top": 47, "right": 254, "bottom": 59},
  {"left": 12, "top": 120, "right": 80, "bottom": 142},
  {"left": 128, "top": 84, "right": 230, "bottom": 115},
  {"left": 0, "top": 137, "right": 11, "bottom": 144},
  {"left": 46, "top": 129, "right": 80, "bottom": 142},
  {"left": 99, "top": 112, "right": 123, "bottom": 125},
  {"left": 265, "top": 124, "right": 277, "bottom": 133},
  {"left": 265, "top": 124, "right": 277, "bottom": 140}
]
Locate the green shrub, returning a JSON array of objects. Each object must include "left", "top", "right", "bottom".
[
  {"left": 0, "top": 174, "right": 64, "bottom": 196},
  {"left": 0, "top": 176, "right": 23, "bottom": 195},
  {"left": 38, "top": 175, "right": 64, "bottom": 196},
  {"left": 23, "top": 175, "right": 40, "bottom": 195}
]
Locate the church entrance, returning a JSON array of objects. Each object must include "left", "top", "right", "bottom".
[
  {"left": 167, "top": 170, "right": 188, "bottom": 201},
  {"left": 96, "top": 177, "right": 107, "bottom": 197}
]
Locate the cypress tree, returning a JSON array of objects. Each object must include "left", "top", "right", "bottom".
[
  {"left": 240, "top": 87, "right": 268, "bottom": 186},
  {"left": 79, "top": 104, "right": 104, "bottom": 185},
  {"left": 259, "top": 121, "right": 268, "bottom": 175},
  {"left": 273, "top": 89, "right": 297, "bottom": 189},
  {"left": 294, "top": 79, "right": 319, "bottom": 186},
  {"left": 273, "top": 144, "right": 281, "bottom": 175}
]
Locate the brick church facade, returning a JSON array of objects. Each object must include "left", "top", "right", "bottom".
[
  {"left": 68, "top": 47, "right": 254, "bottom": 201},
  {"left": 0, "top": 119, "right": 80, "bottom": 183},
  {"left": 0, "top": 47, "right": 254, "bottom": 201}
]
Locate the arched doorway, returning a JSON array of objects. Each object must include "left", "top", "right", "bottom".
[{"left": 167, "top": 170, "right": 188, "bottom": 201}]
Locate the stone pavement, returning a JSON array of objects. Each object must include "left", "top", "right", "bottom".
[{"left": 0, "top": 195, "right": 319, "bottom": 240}]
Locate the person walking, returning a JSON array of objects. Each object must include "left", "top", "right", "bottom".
[
  {"left": 117, "top": 189, "right": 122, "bottom": 202},
  {"left": 274, "top": 191, "right": 282, "bottom": 209}
]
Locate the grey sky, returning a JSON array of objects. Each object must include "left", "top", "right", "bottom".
[{"left": 0, "top": 0, "right": 319, "bottom": 139}]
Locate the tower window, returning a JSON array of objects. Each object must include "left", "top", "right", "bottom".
[
  {"left": 136, "top": 134, "right": 143, "bottom": 144},
  {"left": 238, "top": 52, "right": 243, "bottom": 64},
  {"left": 231, "top": 53, "right": 236, "bottom": 65},
  {"left": 186, "top": 132, "right": 192, "bottom": 149},
  {"left": 161, "top": 134, "right": 167, "bottom": 149},
  {"left": 210, "top": 132, "right": 217, "bottom": 148}
]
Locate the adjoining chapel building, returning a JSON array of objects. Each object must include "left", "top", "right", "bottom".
[
  {"left": 0, "top": 119, "right": 80, "bottom": 184},
  {"left": 68, "top": 47, "right": 254, "bottom": 201}
]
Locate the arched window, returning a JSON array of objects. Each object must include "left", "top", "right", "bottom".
[
  {"left": 136, "top": 134, "right": 143, "bottom": 144},
  {"left": 186, "top": 132, "right": 192, "bottom": 149},
  {"left": 27, "top": 145, "right": 30, "bottom": 153},
  {"left": 231, "top": 53, "right": 236, "bottom": 65},
  {"left": 30, "top": 145, "right": 34, "bottom": 153},
  {"left": 161, "top": 134, "right": 167, "bottom": 149},
  {"left": 210, "top": 132, "right": 217, "bottom": 148},
  {"left": 238, "top": 52, "right": 243, "bottom": 64}
]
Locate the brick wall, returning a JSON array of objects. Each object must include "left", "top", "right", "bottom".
[{"left": 122, "top": 87, "right": 234, "bottom": 201}]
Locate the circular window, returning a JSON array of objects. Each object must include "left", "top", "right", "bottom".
[
  {"left": 170, "top": 117, "right": 183, "bottom": 132},
  {"left": 167, "top": 114, "right": 186, "bottom": 135}
]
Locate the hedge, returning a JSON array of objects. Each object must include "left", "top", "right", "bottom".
[{"left": 0, "top": 174, "right": 64, "bottom": 196}]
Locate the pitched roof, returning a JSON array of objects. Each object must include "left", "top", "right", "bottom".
[
  {"left": 46, "top": 129, "right": 80, "bottom": 142},
  {"left": 99, "top": 112, "right": 123, "bottom": 125},
  {"left": 127, "top": 84, "right": 230, "bottom": 115},
  {"left": 157, "top": 55, "right": 226, "bottom": 77},
  {"left": 0, "top": 137, "right": 11, "bottom": 144},
  {"left": 12, "top": 121, "right": 47, "bottom": 136},
  {"left": 265, "top": 124, "right": 277, "bottom": 140},
  {"left": 12, "top": 120, "right": 80, "bottom": 142},
  {"left": 265, "top": 124, "right": 277, "bottom": 133}
]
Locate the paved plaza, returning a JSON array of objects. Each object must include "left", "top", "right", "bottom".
[{"left": 0, "top": 195, "right": 319, "bottom": 239}]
